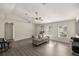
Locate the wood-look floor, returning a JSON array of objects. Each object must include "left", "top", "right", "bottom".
[{"left": 0, "top": 39, "right": 73, "bottom": 56}]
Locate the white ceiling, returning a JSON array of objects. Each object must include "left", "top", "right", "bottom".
[{"left": 0, "top": 3, "right": 79, "bottom": 23}]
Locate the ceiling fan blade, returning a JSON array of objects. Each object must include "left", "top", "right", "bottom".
[
  {"left": 31, "top": 17, "right": 33, "bottom": 19},
  {"left": 31, "top": 17, "right": 35, "bottom": 20}
]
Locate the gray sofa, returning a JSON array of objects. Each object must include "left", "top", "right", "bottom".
[{"left": 32, "top": 36, "right": 49, "bottom": 45}]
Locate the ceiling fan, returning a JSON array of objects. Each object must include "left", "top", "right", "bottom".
[{"left": 32, "top": 12, "right": 43, "bottom": 21}]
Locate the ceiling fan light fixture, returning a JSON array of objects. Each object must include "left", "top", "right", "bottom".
[
  {"left": 35, "top": 18, "right": 38, "bottom": 20},
  {"left": 39, "top": 17, "right": 41, "bottom": 19},
  {"left": 33, "top": 11, "right": 43, "bottom": 21}
]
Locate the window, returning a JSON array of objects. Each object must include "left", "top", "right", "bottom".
[
  {"left": 58, "top": 25, "right": 67, "bottom": 38},
  {"left": 48, "top": 26, "right": 52, "bottom": 34},
  {"left": 44, "top": 25, "right": 52, "bottom": 35}
]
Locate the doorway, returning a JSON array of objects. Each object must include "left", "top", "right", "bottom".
[{"left": 4, "top": 23, "right": 13, "bottom": 40}]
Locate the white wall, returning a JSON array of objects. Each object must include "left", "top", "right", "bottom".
[
  {"left": 75, "top": 21, "right": 79, "bottom": 35},
  {"left": 14, "top": 21, "right": 35, "bottom": 41},
  {"left": 0, "top": 14, "right": 35, "bottom": 41},
  {"left": 35, "top": 20, "right": 76, "bottom": 43},
  {"left": 51, "top": 20, "right": 76, "bottom": 43},
  {"left": 0, "top": 21, "right": 4, "bottom": 38},
  {"left": 35, "top": 24, "right": 42, "bottom": 35}
]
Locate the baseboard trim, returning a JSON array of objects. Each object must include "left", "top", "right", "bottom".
[
  {"left": 14, "top": 37, "right": 32, "bottom": 41},
  {"left": 51, "top": 39, "right": 70, "bottom": 44}
]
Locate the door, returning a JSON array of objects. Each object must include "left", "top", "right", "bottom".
[{"left": 4, "top": 23, "right": 13, "bottom": 40}]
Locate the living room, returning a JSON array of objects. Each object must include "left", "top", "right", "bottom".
[{"left": 0, "top": 3, "right": 79, "bottom": 56}]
